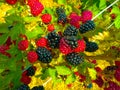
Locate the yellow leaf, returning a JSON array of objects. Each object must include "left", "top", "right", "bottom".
[{"left": 88, "top": 68, "right": 97, "bottom": 80}]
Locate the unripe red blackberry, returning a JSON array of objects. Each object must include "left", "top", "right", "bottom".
[
  {"left": 41, "top": 14, "right": 52, "bottom": 24},
  {"left": 6, "top": 0, "right": 17, "bottom": 5},
  {"left": 27, "top": 51, "right": 38, "bottom": 63},
  {"left": 18, "top": 40, "right": 29, "bottom": 51}
]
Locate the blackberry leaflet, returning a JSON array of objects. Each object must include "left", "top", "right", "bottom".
[
  {"left": 85, "top": 41, "right": 98, "bottom": 52},
  {"left": 66, "top": 52, "right": 84, "bottom": 65},
  {"left": 17, "top": 84, "right": 30, "bottom": 90},
  {"left": 63, "top": 25, "right": 78, "bottom": 36},
  {"left": 79, "top": 20, "right": 95, "bottom": 34},
  {"left": 26, "top": 66, "right": 36, "bottom": 76},
  {"left": 64, "top": 36, "right": 78, "bottom": 49},
  {"left": 36, "top": 47, "right": 52, "bottom": 63},
  {"left": 47, "top": 31, "right": 61, "bottom": 48},
  {"left": 31, "top": 86, "right": 44, "bottom": 90}
]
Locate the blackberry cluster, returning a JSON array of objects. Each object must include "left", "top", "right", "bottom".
[
  {"left": 26, "top": 66, "right": 36, "bottom": 76},
  {"left": 36, "top": 47, "right": 52, "bottom": 63},
  {"left": 66, "top": 52, "right": 84, "bottom": 65},
  {"left": 79, "top": 20, "right": 95, "bottom": 34},
  {"left": 56, "top": 7, "right": 67, "bottom": 24},
  {"left": 47, "top": 31, "right": 61, "bottom": 48},
  {"left": 85, "top": 41, "right": 98, "bottom": 52},
  {"left": 31, "top": 86, "right": 44, "bottom": 90},
  {"left": 64, "top": 36, "right": 78, "bottom": 48},
  {"left": 17, "top": 84, "right": 30, "bottom": 90},
  {"left": 63, "top": 25, "right": 78, "bottom": 36}
]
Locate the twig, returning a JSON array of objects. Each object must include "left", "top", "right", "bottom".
[
  {"left": 43, "top": 78, "right": 52, "bottom": 86},
  {"left": 106, "top": 22, "right": 114, "bottom": 30},
  {"left": 92, "top": 0, "right": 119, "bottom": 20}
]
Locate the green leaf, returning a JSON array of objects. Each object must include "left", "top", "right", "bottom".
[
  {"left": 0, "top": 23, "right": 9, "bottom": 33},
  {"left": 55, "top": 65, "right": 72, "bottom": 75},
  {"left": 41, "top": 68, "right": 49, "bottom": 80},
  {"left": 5, "top": 14, "right": 23, "bottom": 24},
  {"left": 65, "top": 73, "right": 76, "bottom": 84},
  {"left": 111, "top": 6, "right": 120, "bottom": 15},
  {"left": 23, "top": 17, "right": 38, "bottom": 23},
  {"left": 9, "top": 23, "right": 25, "bottom": 40},
  {"left": 99, "top": 0, "right": 106, "bottom": 9},
  {"left": 78, "top": 61, "right": 95, "bottom": 75},
  {"left": 114, "top": 15, "right": 120, "bottom": 29},
  {"left": 25, "top": 26, "right": 44, "bottom": 39},
  {"left": 48, "top": 68, "right": 57, "bottom": 81},
  {"left": 0, "top": 33, "right": 9, "bottom": 45},
  {"left": 58, "top": 0, "right": 66, "bottom": 4}
]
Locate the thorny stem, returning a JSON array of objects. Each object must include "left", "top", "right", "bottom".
[
  {"left": 43, "top": 78, "right": 52, "bottom": 86},
  {"left": 106, "top": 22, "right": 114, "bottom": 30},
  {"left": 92, "top": 0, "right": 119, "bottom": 21}
]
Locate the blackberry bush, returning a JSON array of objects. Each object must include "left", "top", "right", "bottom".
[
  {"left": 64, "top": 36, "right": 78, "bottom": 49},
  {"left": 79, "top": 20, "right": 95, "bottom": 34},
  {"left": 36, "top": 47, "right": 52, "bottom": 63},
  {"left": 17, "top": 84, "right": 30, "bottom": 90},
  {"left": 47, "top": 31, "right": 61, "bottom": 48},
  {"left": 66, "top": 52, "right": 84, "bottom": 65},
  {"left": 85, "top": 41, "right": 98, "bottom": 52},
  {"left": 63, "top": 25, "right": 78, "bottom": 36}
]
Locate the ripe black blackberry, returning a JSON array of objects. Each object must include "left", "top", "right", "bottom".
[
  {"left": 79, "top": 20, "right": 95, "bottom": 34},
  {"left": 64, "top": 36, "right": 78, "bottom": 49},
  {"left": 63, "top": 25, "right": 78, "bottom": 36},
  {"left": 47, "top": 31, "right": 61, "bottom": 48},
  {"left": 106, "top": 65, "right": 118, "bottom": 71},
  {"left": 17, "top": 84, "right": 30, "bottom": 90},
  {"left": 36, "top": 47, "right": 52, "bottom": 63},
  {"left": 56, "top": 7, "right": 65, "bottom": 16},
  {"left": 58, "top": 13, "right": 67, "bottom": 24},
  {"left": 66, "top": 52, "right": 84, "bottom": 65},
  {"left": 26, "top": 66, "right": 36, "bottom": 76},
  {"left": 31, "top": 85, "right": 44, "bottom": 90},
  {"left": 85, "top": 41, "right": 98, "bottom": 52}
]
